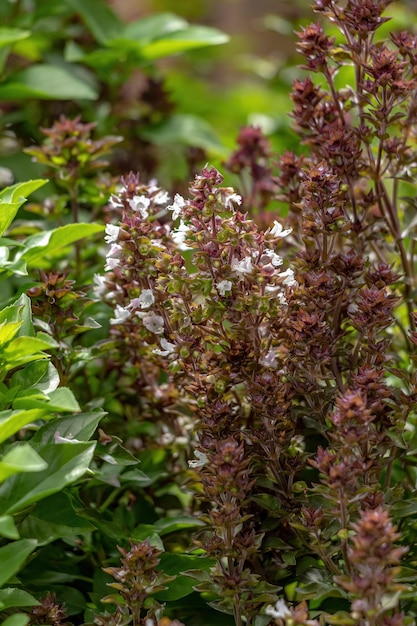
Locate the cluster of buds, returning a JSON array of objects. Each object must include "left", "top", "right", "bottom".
[
  {"left": 29, "top": 592, "right": 69, "bottom": 626},
  {"left": 25, "top": 116, "right": 122, "bottom": 185},
  {"left": 97, "top": 540, "right": 175, "bottom": 626},
  {"left": 336, "top": 507, "right": 407, "bottom": 624},
  {"left": 223, "top": 126, "right": 279, "bottom": 221}
]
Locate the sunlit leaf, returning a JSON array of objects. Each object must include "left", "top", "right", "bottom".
[
  {"left": 0, "top": 65, "right": 98, "bottom": 101},
  {"left": 0, "top": 444, "right": 48, "bottom": 484},
  {"left": 0, "top": 180, "right": 47, "bottom": 237},
  {"left": 0, "top": 588, "right": 39, "bottom": 609},
  {"left": 16, "top": 223, "right": 104, "bottom": 267},
  {"left": 0, "top": 539, "right": 37, "bottom": 588},
  {"left": 0, "top": 442, "right": 96, "bottom": 514},
  {"left": 63, "top": 0, "right": 123, "bottom": 44}
]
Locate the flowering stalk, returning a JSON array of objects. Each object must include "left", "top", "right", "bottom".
[
  {"left": 96, "top": 166, "right": 295, "bottom": 623},
  {"left": 96, "top": 540, "right": 175, "bottom": 626}
]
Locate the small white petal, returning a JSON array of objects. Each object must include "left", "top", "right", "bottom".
[
  {"left": 153, "top": 190, "right": 170, "bottom": 205},
  {"left": 109, "top": 195, "right": 123, "bottom": 209},
  {"left": 104, "top": 224, "right": 120, "bottom": 244},
  {"left": 167, "top": 194, "right": 186, "bottom": 220},
  {"left": 129, "top": 195, "right": 151, "bottom": 218},
  {"left": 216, "top": 280, "right": 233, "bottom": 296},
  {"left": 110, "top": 305, "right": 131, "bottom": 325},
  {"left": 265, "top": 599, "right": 292, "bottom": 619},
  {"left": 270, "top": 220, "right": 292, "bottom": 238},
  {"left": 104, "top": 257, "right": 120, "bottom": 271},
  {"left": 261, "top": 250, "right": 283, "bottom": 268},
  {"left": 153, "top": 337, "right": 177, "bottom": 357},
  {"left": 54, "top": 431, "right": 81, "bottom": 444},
  {"left": 222, "top": 188, "right": 242, "bottom": 209},
  {"left": 188, "top": 450, "right": 209, "bottom": 468},
  {"left": 93, "top": 274, "right": 107, "bottom": 297},
  {"left": 129, "top": 289, "right": 155, "bottom": 310},
  {"left": 232, "top": 256, "right": 253, "bottom": 276},
  {"left": 106, "top": 243, "right": 122, "bottom": 258},
  {"left": 142, "top": 313, "right": 165, "bottom": 334},
  {"left": 172, "top": 219, "right": 192, "bottom": 250},
  {"left": 279, "top": 267, "right": 297, "bottom": 286},
  {"left": 259, "top": 349, "right": 278, "bottom": 369}
]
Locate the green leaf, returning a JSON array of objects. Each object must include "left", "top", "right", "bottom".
[
  {"left": 0, "top": 28, "right": 30, "bottom": 49},
  {"left": 0, "top": 321, "right": 21, "bottom": 347},
  {"left": 391, "top": 499, "right": 417, "bottom": 517},
  {"left": 0, "top": 409, "right": 49, "bottom": 445},
  {"left": 0, "top": 614, "right": 30, "bottom": 626},
  {"left": 13, "top": 388, "right": 81, "bottom": 413},
  {"left": 0, "top": 180, "right": 48, "bottom": 205},
  {"left": 142, "top": 114, "right": 226, "bottom": 154},
  {"left": 139, "top": 25, "right": 229, "bottom": 60},
  {"left": 0, "top": 539, "right": 37, "bottom": 588},
  {"left": 107, "top": 15, "right": 228, "bottom": 61},
  {"left": 0, "top": 64, "right": 98, "bottom": 101},
  {"left": 63, "top": 0, "right": 123, "bottom": 44},
  {"left": 0, "top": 515, "right": 19, "bottom": 539},
  {"left": 3, "top": 336, "right": 54, "bottom": 364},
  {"left": 0, "top": 588, "right": 39, "bottom": 609},
  {"left": 8, "top": 294, "right": 34, "bottom": 337},
  {"left": 0, "top": 442, "right": 96, "bottom": 514},
  {"left": 32, "top": 411, "right": 105, "bottom": 444},
  {"left": 154, "top": 515, "right": 206, "bottom": 536},
  {"left": 0, "top": 444, "right": 48, "bottom": 484},
  {"left": 19, "top": 491, "right": 94, "bottom": 545},
  {"left": 156, "top": 553, "right": 216, "bottom": 601},
  {"left": 0, "top": 180, "right": 47, "bottom": 236},
  {"left": 16, "top": 223, "right": 104, "bottom": 267},
  {"left": 122, "top": 13, "right": 188, "bottom": 43},
  {"left": 11, "top": 361, "right": 59, "bottom": 395},
  {"left": 0, "top": 28, "right": 30, "bottom": 77}
]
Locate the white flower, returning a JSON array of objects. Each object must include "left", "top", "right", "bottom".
[
  {"left": 265, "top": 599, "right": 292, "bottom": 619},
  {"left": 129, "top": 195, "right": 151, "bottom": 218},
  {"left": 104, "top": 224, "right": 120, "bottom": 244},
  {"left": 172, "top": 219, "right": 192, "bottom": 250},
  {"left": 259, "top": 349, "right": 278, "bottom": 369},
  {"left": 216, "top": 280, "right": 233, "bottom": 296},
  {"left": 153, "top": 189, "right": 170, "bottom": 205},
  {"left": 105, "top": 257, "right": 120, "bottom": 271},
  {"left": 167, "top": 194, "right": 186, "bottom": 220},
  {"left": 232, "top": 256, "right": 253, "bottom": 276},
  {"left": 142, "top": 312, "right": 164, "bottom": 334},
  {"left": 54, "top": 431, "right": 81, "bottom": 444},
  {"left": 222, "top": 188, "right": 242, "bottom": 209},
  {"left": 153, "top": 337, "right": 177, "bottom": 357},
  {"left": 188, "top": 450, "right": 209, "bottom": 468},
  {"left": 262, "top": 250, "right": 283, "bottom": 268},
  {"left": 270, "top": 220, "right": 292, "bottom": 238},
  {"left": 54, "top": 430, "right": 81, "bottom": 443},
  {"left": 129, "top": 289, "right": 155, "bottom": 310},
  {"left": 109, "top": 195, "right": 123, "bottom": 209},
  {"left": 110, "top": 305, "right": 131, "bottom": 325},
  {"left": 93, "top": 274, "right": 107, "bottom": 297},
  {"left": 106, "top": 243, "right": 122, "bottom": 258},
  {"left": 279, "top": 267, "right": 297, "bottom": 287}
]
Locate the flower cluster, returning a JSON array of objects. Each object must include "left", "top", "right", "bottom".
[
  {"left": 336, "top": 507, "right": 408, "bottom": 625},
  {"left": 96, "top": 165, "right": 296, "bottom": 620},
  {"left": 97, "top": 540, "right": 175, "bottom": 626}
]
